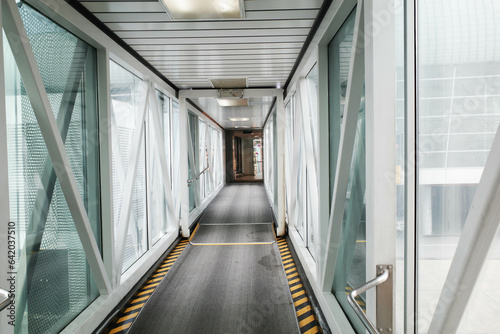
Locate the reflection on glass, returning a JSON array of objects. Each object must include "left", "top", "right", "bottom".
[
  {"left": 417, "top": 1, "right": 500, "bottom": 332},
  {"left": 172, "top": 101, "right": 181, "bottom": 206},
  {"left": 328, "top": 8, "right": 367, "bottom": 334},
  {"left": 109, "top": 60, "right": 147, "bottom": 273},
  {"left": 198, "top": 120, "right": 208, "bottom": 200},
  {"left": 306, "top": 64, "right": 319, "bottom": 259},
  {"left": 5, "top": 4, "right": 100, "bottom": 333},
  {"left": 329, "top": 9, "right": 356, "bottom": 201},
  {"left": 188, "top": 112, "right": 197, "bottom": 212},
  {"left": 148, "top": 91, "right": 170, "bottom": 245},
  {"left": 395, "top": 0, "right": 405, "bottom": 332}
]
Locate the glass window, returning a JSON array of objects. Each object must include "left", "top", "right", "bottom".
[
  {"left": 395, "top": 0, "right": 405, "bottom": 332},
  {"left": 147, "top": 91, "right": 171, "bottom": 245},
  {"left": 171, "top": 101, "right": 180, "bottom": 216},
  {"left": 416, "top": 1, "right": 500, "bottom": 332},
  {"left": 109, "top": 60, "right": 147, "bottom": 273},
  {"left": 306, "top": 63, "right": 319, "bottom": 258},
  {"left": 198, "top": 119, "right": 208, "bottom": 200},
  {"left": 328, "top": 9, "right": 368, "bottom": 334},
  {"left": 329, "top": 9, "right": 357, "bottom": 201},
  {"left": 5, "top": 4, "right": 100, "bottom": 333},
  {"left": 188, "top": 112, "right": 197, "bottom": 212}
]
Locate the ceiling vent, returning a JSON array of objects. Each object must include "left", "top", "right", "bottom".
[{"left": 210, "top": 78, "right": 247, "bottom": 89}]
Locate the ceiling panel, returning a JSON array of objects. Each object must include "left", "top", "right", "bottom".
[{"left": 75, "top": 0, "right": 325, "bottom": 128}]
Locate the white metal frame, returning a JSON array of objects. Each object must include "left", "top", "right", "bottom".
[
  {"left": 404, "top": 0, "right": 416, "bottom": 332},
  {"left": 180, "top": 88, "right": 285, "bottom": 235},
  {"left": 0, "top": 1, "right": 192, "bottom": 333},
  {"left": 364, "top": 0, "right": 397, "bottom": 325},
  {"left": 0, "top": 1, "right": 13, "bottom": 332},
  {"left": 113, "top": 80, "right": 149, "bottom": 278},
  {"left": 321, "top": 0, "right": 365, "bottom": 293},
  {"left": 176, "top": 97, "right": 225, "bottom": 237},
  {"left": 427, "top": 107, "right": 500, "bottom": 334},
  {"left": 284, "top": 0, "right": 400, "bottom": 332},
  {"left": 2, "top": 0, "right": 112, "bottom": 296}
]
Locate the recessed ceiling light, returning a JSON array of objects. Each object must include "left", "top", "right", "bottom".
[
  {"left": 160, "top": 0, "right": 243, "bottom": 20},
  {"left": 229, "top": 117, "right": 250, "bottom": 122},
  {"left": 217, "top": 98, "right": 248, "bottom": 107}
]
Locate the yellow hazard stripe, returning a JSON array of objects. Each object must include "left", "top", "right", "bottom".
[
  {"left": 190, "top": 242, "right": 274, "bottom": 246},
  {"left": 108, "top": 239, "right": 189, "bottom": 332},
  {"left": 303, "top": 326, "right": 321, "bottom": 334},
  {"left": 109, "top": 322, "right": 132, "bottom": 334},
  {"left": 278, "top": 238, "right": 322, "bottom": 333},
  {"left": 117, "top": 311, "right": 139, "bottom": 324},
  {"left": 299, "top": 315, "right": 316, "bottom": 327}
]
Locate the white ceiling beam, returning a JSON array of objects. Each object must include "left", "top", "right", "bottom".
[
  {"left": 106, "top": 19, "right": 315, "bottom": 31},
  {"left": 81, "top": 2, "right": 165, "bottom": 12},
  {"left": 95, "top": 10, "right": 319, "bottom": 22},
  {"left": 139, "top": 49, "right": 301, "bottom": 56},
  {"left": 117, "top": 28, "right": 310, "bottom": 39},
  {"left": 149, "top": 61, "right": 295, "bottom": 68},
  {"left": 180, "top": 88, "right": 283, "bottom": 99},
  {"left": 123, "top": 35, "right": 306, "bottom": 45},
  {"left": 132, "top": 43, "right": 304, "bottom": 51},
  {"left": 245, "top": 0, "right": 323, "bottom": 10},
  {"left": 143, "top": 54, "right": 299, "bottom": 61},
  {"left": 246, "top": 10, "right": 319, "bottom": 20}
]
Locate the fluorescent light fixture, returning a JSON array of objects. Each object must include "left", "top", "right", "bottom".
[
  {"left": 234, "top": 126, "right": 250, "bottom": 129},
  {"left": 160, "top": 0, "right": 242, "bottom": 20},
  {"left": 229, "top": 117, "right": 250, "bottom": 122},
  {"left": 216, "top": 98, "right": 248, "bottom": 107}
]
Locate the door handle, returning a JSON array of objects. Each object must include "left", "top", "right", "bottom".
[
  {"left": 0, "top": 288, "right": 13, "bottom": 312},
  {"left": 348, "top": 265, "right": 393, "bottom": 333}
]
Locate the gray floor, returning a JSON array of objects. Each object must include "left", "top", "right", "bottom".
[
  {"left": 128, "top": 184, "right": 299, "bottom": 334},
  {"left": 200, "top": 184, "right": 273, "bottom": 224},
  {"left": 191, "top": 224, "right": 275, "bottom": 244}
]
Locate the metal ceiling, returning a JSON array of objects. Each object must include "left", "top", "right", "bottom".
[{"left": 72, "top": 0, "right": 326, "bottom": 128}]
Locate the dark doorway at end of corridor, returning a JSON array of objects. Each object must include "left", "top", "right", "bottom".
[{"left": 225, "top": 130, "right": 263, "bottom": 183}]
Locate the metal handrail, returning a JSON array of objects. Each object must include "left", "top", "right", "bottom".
[
  {"left": 347, "top": 269, "right": 389, "bottom": 334},
  {"left": 0, "top": 288, "right": 12, "bottom": 312},
  {"left": 187, "top": 166, "right": 210, "bottom": 186}
]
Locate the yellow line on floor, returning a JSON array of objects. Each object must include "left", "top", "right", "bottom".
[{"left": 188, "top": 223, "right": 201, "bottom": 241}]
